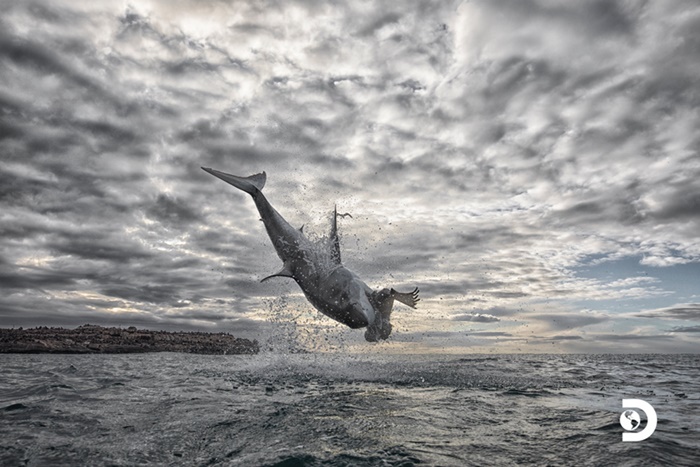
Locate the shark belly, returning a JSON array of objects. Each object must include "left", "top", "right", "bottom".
[{"left": 295, "top": 266, "right": 375, "bottom": 329}]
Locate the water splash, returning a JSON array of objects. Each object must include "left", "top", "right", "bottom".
[
  {"left": 259, "top": 294, "right": 357, "bottom": 354},
  {"left": 256, "top": 214, "right": 366, "bottom": 354},
  {"left": 298, "top": 220, "right": 340, "bottom": 277},
  {"left": 258, "top": 290, "right": 351, "bottom": 354}
]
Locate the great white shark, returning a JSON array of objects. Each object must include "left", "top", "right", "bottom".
[{"left": 202, "top": 167, "right": 419, "bottom": 342}]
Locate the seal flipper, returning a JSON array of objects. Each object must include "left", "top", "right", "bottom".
[
  {"left": 261, "top": 262, "right": 294, "bottom": 282},
  {"left": 391, "top": 287, "right": 420, "bottom": 309}
]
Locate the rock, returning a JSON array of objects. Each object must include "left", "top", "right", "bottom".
[{"left": 0, "top": 325, "right": 259, "bottom": 355}]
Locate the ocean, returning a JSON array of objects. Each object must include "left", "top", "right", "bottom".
[{"left": 1, "top": 353, "right": 698, "bottom": 466}]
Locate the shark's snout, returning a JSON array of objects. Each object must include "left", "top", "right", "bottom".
[{"left": 345, "top": 309, "right": 370, "bottom": 329}]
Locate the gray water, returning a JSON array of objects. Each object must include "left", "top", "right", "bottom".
[{"left": 1, "top": 353, "right": 698, "bottom": 466}]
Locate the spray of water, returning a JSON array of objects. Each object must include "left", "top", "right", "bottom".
[
  {"left": 258, "top": 223, "right": 357, "bottom": 354},
  {"left": 259, "top": 295, "right": 360, "bottom": 354}
]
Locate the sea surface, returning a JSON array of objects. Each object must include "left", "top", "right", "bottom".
[{"left": 1, "top": 353, "right": 698, "bottom": 466}]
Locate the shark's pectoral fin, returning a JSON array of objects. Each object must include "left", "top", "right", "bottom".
[
  {"left": 261, "top": 263, "right": 294, "bottom": 282},
  {"left": 390, "top": 287, "right": 420, "bottom": 309}
]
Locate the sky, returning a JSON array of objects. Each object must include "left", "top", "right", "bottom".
[{"left": 1, "top": 0, "right": 699, "bottom": 353}]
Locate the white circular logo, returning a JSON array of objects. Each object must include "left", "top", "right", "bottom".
[
  {"left": 620, "top": 409, "right": 641, "bottom": 431},
  {"left": 621, "top": 399, "right": 657, "bottom": 442}
]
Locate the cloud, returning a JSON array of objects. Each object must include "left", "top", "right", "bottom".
[
  {"left": 554, "top": 331, "right": 700, "bottom": 354},
  {"left": 636, "top": 304, "right": 700, "bottom": 321},
  {"left": 669, "top": 325, "right": 700, "bottom": 333},
  {"left": 0, "top": 296, "right": 265, "bottom": 336},
  {"left": 451, "top": 313, "right": 500, "bottom": 323},
  {"left": 465, "top": 331, "right": 512, "bottom": 337},
  {"left": 594, "top": 333, "right": 675, "bottom": 341},
  {"left": 0, "top": 0, "right": 699, "bottom": 351},
  {"left": 527, "top": 312, "right": 610, "bottom": 331},
  {"left": 549, "top": 335, "right": 583, "bottom": 341},
  {"left": 146, "top": 193, "right": 202, "bottom": 227}
]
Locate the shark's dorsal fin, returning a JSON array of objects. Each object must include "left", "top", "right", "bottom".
[
  {"left": 330, "top": 205, "right": 341, "bottom": 265},
  {"left": 261, "top": 262, "right": 294, "bottom": 282}
]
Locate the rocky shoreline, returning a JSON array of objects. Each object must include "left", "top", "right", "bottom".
[{"left": 0, "top": 324, "right": 259, "bottom": 355}]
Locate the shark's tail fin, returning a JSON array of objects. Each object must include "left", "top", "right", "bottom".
[{"left": 201, "top": 167, "right": 266, "bottom": 195}]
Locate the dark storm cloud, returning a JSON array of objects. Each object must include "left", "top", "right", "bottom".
[
  {"left": 649, "top": 187, "right": 700, "bottom": 222},
  {"left": 485, "top": 0, "right": 635, "bottom": 36},
  {"left": 551, "top": 194, "right": 647, "bottom": 227},
  {"left": 0, "top": 264, "right": 77, "bottom": 290},
  {"left": 0, "top": 34, "right": 112, "bottom": 106},
  {"left": 635, "top": 304, "right": 700, "bottom": 321},
  {"left": 99, "top": 283, "right": 188, "bottom": 307},
  {"left": 448, "top": 0, "right": 700, "bottom": 235},
  {"left": 48, "top": 232, "right": 153, "bottom": 263},
  {"left": 146, "top": 194, "right": 202, "bottom": 226}
]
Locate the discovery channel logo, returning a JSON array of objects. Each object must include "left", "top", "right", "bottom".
[{"left": 620, "top": 399, "right": 657, "bottom": 442}]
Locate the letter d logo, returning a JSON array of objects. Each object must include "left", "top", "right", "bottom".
[{"left": 621, "top": 399, "right": 657, "bottom": 442}]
